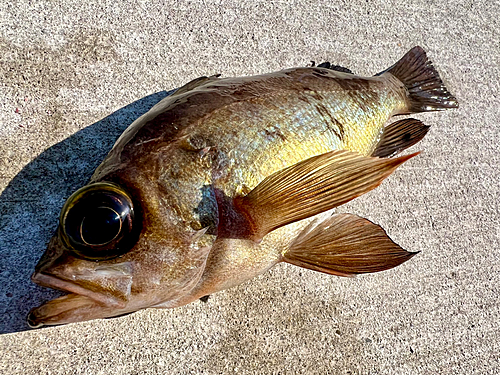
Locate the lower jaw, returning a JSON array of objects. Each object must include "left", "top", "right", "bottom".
[
  {"left": 27, "top": 292, "right": 142, "bottom": 328},
  {"left": 28, "top": 273, "right": 130, "bottom": 328},
  {"left": 28, "top": 292, "right": 101, "bottom": 327},
  {"left": 31, "top": 272, "right": 126, "bottom": 308}
]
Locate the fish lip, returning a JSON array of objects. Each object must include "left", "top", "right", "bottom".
[
  {"left": 27, "top": 308, "right": 46, "bottom": 328},
  {"left": 31, "top": 272, "right": 126, "bottom": 308}
]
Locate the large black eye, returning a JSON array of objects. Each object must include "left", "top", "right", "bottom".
[{"left": 60, "top": 182, "right": 137, "bottom": 260}]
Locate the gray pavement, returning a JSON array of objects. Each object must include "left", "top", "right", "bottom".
[{"left": 1, "top": 0, "right": 499, "bottom": 374}]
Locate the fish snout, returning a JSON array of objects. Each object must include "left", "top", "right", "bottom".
[
  {"left": 27, "top": 292, "right": 130, "bottom": 328},
  {"left": 33, "top": 228, "right": 67, "bottom": 275}
]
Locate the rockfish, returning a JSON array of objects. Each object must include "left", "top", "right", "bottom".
[{"left": 28, "top": 46, "right": 458, "bottom": 327}]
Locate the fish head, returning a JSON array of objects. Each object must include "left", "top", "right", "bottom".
[{"left": 29, "top": 159, "right": 218, "bottom": 326}]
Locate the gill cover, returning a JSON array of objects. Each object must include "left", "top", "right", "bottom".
[{"left": 60, "top": 182, "right": 137, "bottom": 260}]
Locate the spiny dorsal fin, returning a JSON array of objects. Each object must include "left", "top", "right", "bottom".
[
  {"left": 317, "top": 62, "right": 354, "bottom": 74},
  {"left": 283, "top": 213, "right": 417, "bottom": 276},
  {"left": 199, "top": 295, "right": 210, "bottom": 303},
  {"left": 372, "top": 118, "right": 430, "bottom": 158},
  {"left": 233, "top": 150, "right": 418, "bottom": 242},
  {"left": 171, "top": 74, "right": 221, "bottom": 97}
]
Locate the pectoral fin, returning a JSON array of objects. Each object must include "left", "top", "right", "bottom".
[
  {"left": 284, "top": 214, "right": 417, "bottom": 276},
  {"left": 233, "top": 150, "right": 418, "bottom": 241}
]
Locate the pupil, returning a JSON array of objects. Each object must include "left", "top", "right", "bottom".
[{"left": 80, "top": 207, "right": 122, "bottom": 246}]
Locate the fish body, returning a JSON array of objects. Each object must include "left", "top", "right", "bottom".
[{"left": 29, "top": 47, "right": 458, "bottom": 326}]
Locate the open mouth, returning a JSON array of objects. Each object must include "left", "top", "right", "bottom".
[
  {"left": 27, "top": 292, "right": 112, "bottom": 328},
  {"left": 31, "top": 272, "right": 127, "bottom": 307},
  {"left": 28, "top": 272, "right": 127, "bottom": 328},
  {"left": 27, "top": 293, "right": 83, "bottom": 328}
]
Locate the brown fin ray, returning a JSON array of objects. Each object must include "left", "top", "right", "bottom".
[
  {"left": 372, "top": 118, "right": 430, "bottom": 158},
  {"left": 233, "top": 150, "right": 418, "bottom": 242},
  {"left": 284, "top": 214, "right": 417, "bottom": 276},
  {"left": 378, "top": 46, "right": 459, "bottom": 112},
  {"left": 199, "top": 295, "right": 210, "bottom": 303},
  {"left": 316, "top": 62, "right": 354, "bottom": 74},
  {"left": 170, "top": 74, "right": 221, "bottom": 97}
]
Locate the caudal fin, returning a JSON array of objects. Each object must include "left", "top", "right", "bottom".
[
  {"left": 283, "top": 214, "right": 417, "bottom": 277},
  {"left": 379, "top": 46, "right": 459, "bottom": 112}
]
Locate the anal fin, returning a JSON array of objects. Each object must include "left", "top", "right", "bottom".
[
  {"left": 372, "top": 118, "right": 430, "bottom": 158},
  {"left": 284, "top": 214, "right": 417, "bottom": 276}
]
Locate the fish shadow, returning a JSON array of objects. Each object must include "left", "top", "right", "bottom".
[{"left": 0, "top": 90, "right": 172, "bottom": 334}]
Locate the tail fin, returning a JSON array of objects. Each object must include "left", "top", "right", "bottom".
[
  {"left": 378, "top": 46, "right": 459, "bottom": 112},
  {"left": 283, "top": 214, "right": 417, "bottom": 277}
]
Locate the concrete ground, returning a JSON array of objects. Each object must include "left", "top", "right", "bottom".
[{"left": 0, "top": 0, "right": 498, "bottom": 374}]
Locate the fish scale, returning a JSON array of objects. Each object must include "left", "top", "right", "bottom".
[
  {"left": 192, "top": 71, "right": 403, "bottom": 196},
  {"left": 27, "top": 46, "right": 458, "bottom": 326}
]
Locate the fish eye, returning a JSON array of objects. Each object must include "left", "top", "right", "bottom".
[{"left": 60, "top": 182, "right": 137, "bottom": 260}]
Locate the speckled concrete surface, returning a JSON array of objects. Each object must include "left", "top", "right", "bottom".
[{"left": 0, "top": 1, "right": 499, "bottom": 374}]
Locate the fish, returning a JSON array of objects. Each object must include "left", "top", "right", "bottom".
[{"left": 28, "top": 46, "right": 458, "bottom": 327}]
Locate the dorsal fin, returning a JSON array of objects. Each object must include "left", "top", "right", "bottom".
[
  {"left": 317, "top": 62, "right": 354, "bottom": 74},
  {"left": 372, "top": 118, "right": 430, "bottom": 158},
  {"left": 170, "top": 74, "right": 221, "bottom": 97}
]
